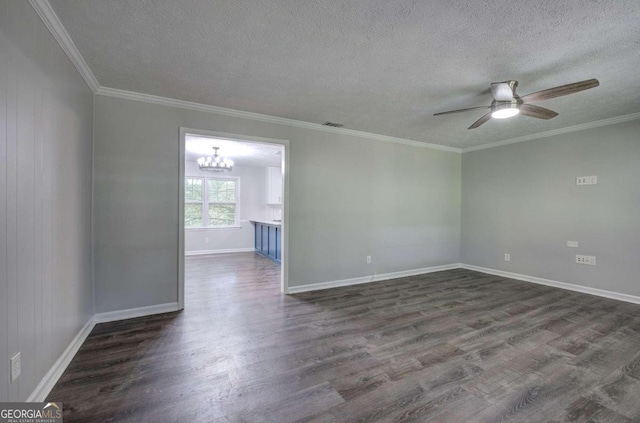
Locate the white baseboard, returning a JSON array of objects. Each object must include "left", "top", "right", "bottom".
[
  {"left": 94, "top": 302, "right": 182, "bottom": 323},
  {"left": 288, "top": 263, "right": 640, "bottom": 305},
  {"left": 25, "top": 263, "right": 640, "bottom": 403},
  {"left": 185, "top": 247, "right": 255, "bottom": 256},
  {"left": 28, "top": 316, "right": 96, "bottom": 402},
  {"left": 28, "top": 302, "right": 181, "bottom": 401},
  {"left": 287, "top": 263, "right": 462, "bottom": 294},
  {"left": 460, "top": 264, "right": 640, "bottom": 305}
]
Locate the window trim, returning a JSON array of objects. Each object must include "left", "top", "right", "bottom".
[{"left": 184, "top": 174, "right": 240, "bottom": 229}]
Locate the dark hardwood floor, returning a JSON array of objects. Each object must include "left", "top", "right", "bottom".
[{"left": 48, "top": 253, "right": 640, "bottom": 422}]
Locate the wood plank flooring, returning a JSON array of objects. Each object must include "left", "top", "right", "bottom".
[{"left": 48, "top": 253, "right": 640, "bottom": 422}]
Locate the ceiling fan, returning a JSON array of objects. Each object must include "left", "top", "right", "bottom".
[{"left": 433, "top": 78, "right": 599, "bottom": 129}]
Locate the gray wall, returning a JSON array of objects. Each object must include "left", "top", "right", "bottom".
[
  {"left": 462, "top": 120, "right": 640, "bottom": 296},
  {"left": 185, "top": 162, "right": 266, "bottom": 253},
  {"left": 0, "top": 1, "right": 94, "bottom": 401},
  {"left": 93, "top": 95, "right": 461, "bottom": 312}
]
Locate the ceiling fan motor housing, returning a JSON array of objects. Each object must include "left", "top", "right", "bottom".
[{"left": 490, "top": 80, "right": 519, "bottom": 102}]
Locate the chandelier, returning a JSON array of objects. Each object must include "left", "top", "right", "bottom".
[{"left": 197, "top": 147, "right": 234, "bottom": 172}]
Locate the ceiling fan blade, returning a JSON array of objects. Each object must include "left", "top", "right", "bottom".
[
  {"left": 491, "top": 82, "right": 514, "bottom": 101},
  {"left": 520, "top": 78, "right": 599, "bottom": 103},
  {"left": 468, "top": 111, "right": 493, "bottom": 129},
  {"left": 433, "top": 106, "right": 490, "bottom": 116},
  {"left": 519, "top": 104, "right": 559, "bottom": 119}
]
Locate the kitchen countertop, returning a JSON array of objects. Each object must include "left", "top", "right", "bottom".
[{"left": 249, "top": 219, "right": 282, "bottom": 226}]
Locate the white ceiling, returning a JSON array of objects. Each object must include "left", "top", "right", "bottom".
[
  {"left": 50, "top": 0, "right": 640, "bottom": 149},
  {"left": 185, "top": 135, "right": 283, "bottom": 168}
]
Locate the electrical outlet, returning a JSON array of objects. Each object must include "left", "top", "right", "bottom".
[
  {"left": 504, "top": 253, "right": 510, "bottom": 262},
  {"left": 576, "top": 175, "right": 597, "bottom": 185},
  {"left": 566, "top": 241, "right": 579, "bottom": 248},
  {"left": 10, "top": 352, "right": 21, "bottom": 383},
  {"left": 205, "top": 237, "right": 209, "bottom": 244},
  {"left": 366, "top": 256, "right": 371, "bottom": 264},
  {"left": 576, "top": 255, "right": 596, "bottom": 266}
]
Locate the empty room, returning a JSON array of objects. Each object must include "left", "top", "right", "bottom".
[{"left": 1, "top": 1, "right": 639, "bottom": 422}]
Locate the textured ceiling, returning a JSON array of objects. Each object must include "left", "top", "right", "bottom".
[
  {"left": 185, "top": 136, "right": 283, "bottom": 168},
  {"left": 50, "top": 0, "right": 640, "bottom": 148}
]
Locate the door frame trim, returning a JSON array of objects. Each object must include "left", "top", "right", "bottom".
[{"left": 179, "top": 128, "right": 290, "bottom": 309}]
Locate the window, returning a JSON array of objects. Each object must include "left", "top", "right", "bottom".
[
  {"left": 185, "top": 177, "right": 204, "bottom": 227},
  {"left": 208, "top": 178, "right": 237, "bottom": 226},
  {"left": 184, "top": 176, "right": 239, "bottom": 228}
]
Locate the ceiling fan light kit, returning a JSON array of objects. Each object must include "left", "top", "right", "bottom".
[
  {"left": 491, "top": 102, "right": 520, "bottom": 119},
  {"left": 434, "top": 78, "right": 599, "bottom": 129}
]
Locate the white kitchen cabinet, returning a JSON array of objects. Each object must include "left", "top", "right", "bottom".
[{"left": 266, "top": 167, "right": 283, "bottom": 204}]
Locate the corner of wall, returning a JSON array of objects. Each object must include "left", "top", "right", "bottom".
[{"left": 91, "top": 91, "right": 96, "bottom": 317}]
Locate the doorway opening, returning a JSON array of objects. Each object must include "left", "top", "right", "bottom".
[{"left": 178, "top": 128, "right": 289, "bottom": 309}]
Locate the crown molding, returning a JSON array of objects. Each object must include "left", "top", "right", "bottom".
[
  {"left": 29, "top": 0, "right": 100, "bottom": 92},
  {"left": 95, "top": 86, "right": 462, "bottom": 153},
  {"left": 29, "top": 0, "right": 640, "bottom": 155},
  {"left": 29, "top": 0, "right": 455, "bottom": 153},
  {"left": 462, "top": 112, "right": 640, "bottom": 153}
]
